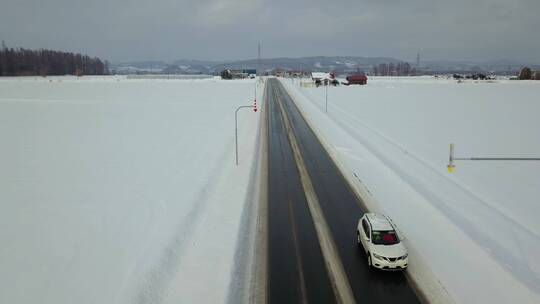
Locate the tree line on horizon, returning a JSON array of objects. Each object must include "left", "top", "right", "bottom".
[
  {"left": 0, "top": 42, "right": 108, "bottom": 76},
  {"left": 371, "top": 62, "right": 417, "bottom": 76}
]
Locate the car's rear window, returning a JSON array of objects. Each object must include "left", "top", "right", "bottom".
[{"left": 372, "top": 230, "right": 400, "bottom": 245}]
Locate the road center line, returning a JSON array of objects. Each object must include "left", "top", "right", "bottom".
[
  {"left": 274, "top": 83, "right": 356, "bottom": 304},
  {"left": 287, "top": 197, "right": 309, "bottom": 304}
]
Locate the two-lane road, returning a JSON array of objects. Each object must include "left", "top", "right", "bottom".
[
  {"left": 265, "top": 78, "right": 421, "bottom": 303},
  {"left": 266, "top": 79, "right": 336, "bottom": 304}
]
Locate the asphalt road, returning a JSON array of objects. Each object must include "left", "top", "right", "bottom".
[{"left": 265, "top": 78, "right": 421, "bottom": 304}]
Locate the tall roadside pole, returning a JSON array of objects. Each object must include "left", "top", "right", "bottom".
[
  {"left": 234, "top": 43, "right": 262, "bottom": 166},
  {"left": 325, "top": 81, "right": 328, "bottom": 113},
  {"left": 235, "top": 102, "right": 257, "bottom": 165}
]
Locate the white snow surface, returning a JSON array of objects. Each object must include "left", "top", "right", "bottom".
[
  {"left": 0, "top": 76, "right": 262, "bottom": 304},
  {"left": 282, "top": 77, "right": 540, "bottom": 304}
]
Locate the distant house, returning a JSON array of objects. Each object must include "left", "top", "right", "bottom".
[
  {"left": 221, "top": 69, "right": 257, "bottom": 79},
  {"left": 288, "top": 71, "right": 308, "bottom": 78},
  {"left": 273, "top": 69, "right": 286, "bottom": 77},
  {"left": 311, "top": 72, "right": 331, "bottom": 81},
  {"left": 311, "top": 72, "right": 332, "bottom": 86},
  {"left": 244, "top": 69, "right": 257, "bottom": 78}
]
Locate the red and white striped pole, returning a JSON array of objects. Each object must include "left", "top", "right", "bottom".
[{"left": 254, "top": 81, "right": 258, "bottom": 112}]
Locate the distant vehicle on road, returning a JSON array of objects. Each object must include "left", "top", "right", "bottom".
[{"left": 357, "top": 213, "right": 408, "bottom": 270}]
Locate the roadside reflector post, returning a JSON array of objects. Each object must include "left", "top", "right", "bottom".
[
  {"left": 447, "top": 143, "right": 455, "bottom": 172},
  {"left": 446, "top": 143, "right": 540, "bottom": 173},
  {"left": 235, "top": 105, "right": 257, "bottom": 166}
]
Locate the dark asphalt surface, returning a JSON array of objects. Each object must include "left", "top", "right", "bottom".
[
  {"left": 266, "top": 78, "right": 421, "bottom": 304},
  {"left": 266, "top": 80, "right": 336, "bottom": 304}
]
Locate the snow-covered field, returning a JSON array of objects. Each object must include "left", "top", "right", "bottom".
[
  {"left": 283, "top": 77, "right": 540, "bottom": 303},
  {"left": 0, "top": 76, "right": 262, "bottom": 304}
]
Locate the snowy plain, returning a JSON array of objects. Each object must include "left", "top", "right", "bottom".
[
  {"left": 0, "top": 76, "right": 262, "bottom": 304},
  {"left": 283, "top": 77, "right": 540, "bottom": 303}
]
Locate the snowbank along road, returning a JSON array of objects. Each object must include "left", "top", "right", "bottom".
[
  {"left": 263, "top": 78, "right": 420, "bottom": 303},
  {"left": 281, "top": 76, "right": 540, "bottom": 304}
]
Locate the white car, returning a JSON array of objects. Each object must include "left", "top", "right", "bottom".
[{"left": 356, "top": 213, "right": 408, "bottom": 271}]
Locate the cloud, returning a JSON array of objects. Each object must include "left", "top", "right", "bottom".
[{"left": 0, "top": 0, "right": 538, "bottom": 62}]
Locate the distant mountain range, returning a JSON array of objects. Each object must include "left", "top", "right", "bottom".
[
  {"left": 212, "top": 56, "right": 400, "bottom": 74},
  {"left": 111, "top": 56, "right": 538, "bottom": 75},
  {"left": 111, "top": 56, "right": 400, "bottom": 75}
]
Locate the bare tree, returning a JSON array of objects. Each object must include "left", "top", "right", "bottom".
[{"left": 519, "top": 67, "right": 532, "bottom": 80}]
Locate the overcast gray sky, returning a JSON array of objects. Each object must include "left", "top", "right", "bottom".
[{"left": 1, "top": 0, "right": 539, "bottom": 63}]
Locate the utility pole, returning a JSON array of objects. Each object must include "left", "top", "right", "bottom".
[{"left": 253, "top": 43, "right": 260, "bottom": 111}]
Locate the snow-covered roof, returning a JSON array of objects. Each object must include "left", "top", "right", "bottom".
[
  {"left": 311, "top": 72, "right": 330, "bottom": 80},
  {"left": 366, "top": 213, "right": 394, "bottom": 231}
]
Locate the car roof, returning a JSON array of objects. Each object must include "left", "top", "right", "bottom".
[{"left": 365, "top": 213, "right": 394, "bottom": 231}]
